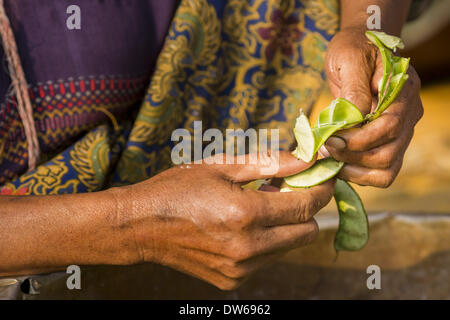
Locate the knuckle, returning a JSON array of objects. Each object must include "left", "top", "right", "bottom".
[
  {"left": 303, "top": 220, "right": 319, "bottom": 244},
  {"left": 236, "top": 247, "right": 254, "bottom": 262},
  {"left": 217, "top": 278, "right": 242, "bottom": 291},
  {"left": 377, "top": 151, "right": 396, "bottom": 169},
  {"left": 410, "top": 69, "right": 421, "bottom": 91},
  {"left": 228, "top": 238, "right": 255, "bottom": 262},
  {"left": 346, "top": 134, "right": 369, "bottom": 152},
  {"left": 322, "top": 184, "right": 335, "bottom": 205},
  {"left": 303, "top": 190, "right": 331, "bottom": 220},
  {"left": 373, "top": 171, "right": 395, "bottom": 188},
  {"left": 228, "top": 201, "right": 246, "bottom": 217},
  {"left": 346, "top": 87, "right": 369, "bottom": 100},
  {"left": 226, "top": 202, "right": 254, "bottom": 230},
  {"left": 387, "top": 115, "right": 402, "bottom": 139},
  {"left": 416, "top": 102, "right": 424, "bottom": 122},
  {"left": 294, "top": 198, "right": 311, "bottom": 222},
  {"left": 223, "top": 264, "right": 248, "bottom": 280},
  {"left": 306, "top": 197, "right": 321, "bottom": 217}
]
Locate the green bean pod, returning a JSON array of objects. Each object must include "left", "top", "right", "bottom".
[{"left": 334, "top": 179, "right": 369, "bottom": 251}]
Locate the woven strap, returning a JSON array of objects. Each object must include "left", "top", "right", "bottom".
[{"left": 0, "top": 0, "right": 39, "bottom": 170}]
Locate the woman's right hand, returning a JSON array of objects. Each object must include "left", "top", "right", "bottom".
[{"left": 115, "top": 151, "right": 335, "bottom": 290}]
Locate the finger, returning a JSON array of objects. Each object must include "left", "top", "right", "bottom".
[
  {"left": 329, "top": 81, "right": 381, "bottom": 114},
  {"left": 162, "top": 248, "right": 245, "bottom": 291},
  {"left": 221, "top": 252, "right": 284, "bottom": 279},
  {"left": 326, "top": 128, "right": 414, "bottom": 169},
  {"left": 337, "top": 51, "right": 375, "bottom": 115},
  {"left": 255, "top": 218, "right": 319, "bottom": 254},
  {"left": 370, "top": 51, "right": 384, "bottom": 110},
  {"left": 329, "top": 56, "right": 379, "bottom": 114},
  {"left": 252, "top": 179, "right": 335, "bottom": 226},
  {"left": 328, "top": 80, "right": 381, "bottom": 122},
  {"left": 189, "top": 247, "right": 284, "bottom": 280},
  {"left": 328, "top": 80, "right": 340, "bottom": 99},
  {"left": 326, "top": 111, "right": 404, "bottom": 152},
  {"left": 337, "top": 157, "right": 404, "bottom": 188},
  {"left": 326, "top": 80, "right": 422, "bottom": 154},
  {"left": 407, "top": 69, "right": 424, "bottom": 124},
  {"left": 210, "top": 151, "right": 316, "bottom": 183}
]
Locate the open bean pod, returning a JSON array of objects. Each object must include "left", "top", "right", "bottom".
[{"left": 284, "top": 31, "right": 409, "bottom": 252}]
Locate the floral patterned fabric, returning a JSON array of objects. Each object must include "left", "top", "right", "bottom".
[{"left": 0, "top": 0, "right": 339, "bottom": 195}]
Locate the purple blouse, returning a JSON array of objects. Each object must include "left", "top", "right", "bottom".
[{"left": 0, "top": 0, "right": 176, "bottom": 183}]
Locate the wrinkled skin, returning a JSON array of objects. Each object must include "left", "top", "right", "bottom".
[
  {"left": 324, "top": 27, "right": 424, "bottom": 188},
  {"left": 0, "top": 152, "right": 334, "bottom": 290},
  {"left": 123, "top": 152, "right": 335, "bottom": 290}
]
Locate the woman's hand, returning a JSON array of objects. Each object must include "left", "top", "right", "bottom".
[
  {"left": 118, "top": 151, "right": 335, "bottom": 290},
  {"left": 0, "top": 151, "right": 334, "bottom": 290},
  {"left": 324, "top": 27, "right": 423, "bottom": 188}
]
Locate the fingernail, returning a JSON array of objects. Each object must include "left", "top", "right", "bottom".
[
  {"left": 318, "top": 145, "right": 330, "bottom": 158},
  {"left": 326, "top": 137, "right": 346, "bottom": 150}
]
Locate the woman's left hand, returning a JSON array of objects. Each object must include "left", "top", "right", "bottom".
[{"left": 323, "top": 27, "right": 424, "bottom": 188}]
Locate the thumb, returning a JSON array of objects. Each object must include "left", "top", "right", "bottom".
[
  {"left": 338, "top": 59, "right": 374, "bottom": 116},
  {"left": 210, "top": 151, "right": 317, "bottom": 183}
]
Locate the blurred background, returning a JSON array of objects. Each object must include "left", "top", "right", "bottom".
[{"left": 19, "top": 0, "right": 450, "bottom": 300}]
